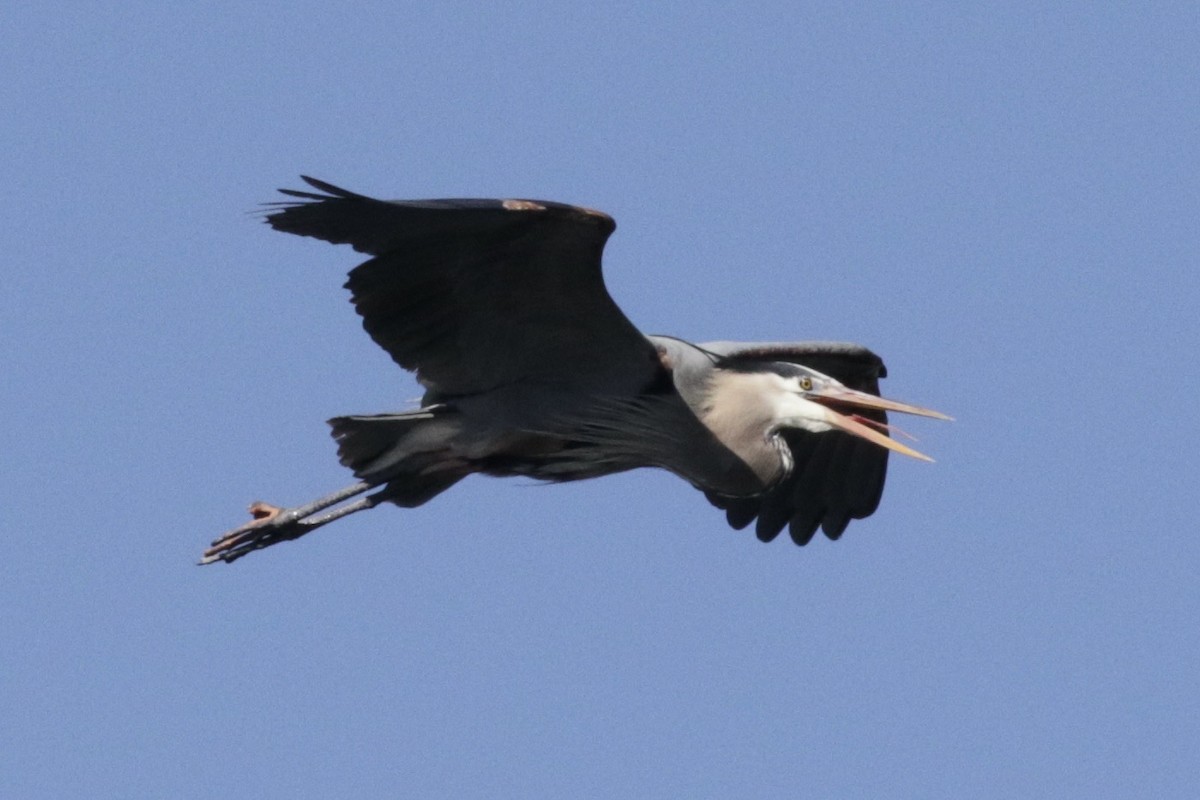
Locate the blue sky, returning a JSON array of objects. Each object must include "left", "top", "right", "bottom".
[{"left": 3, "top": 2, "right": 1198, "bottom": 797}]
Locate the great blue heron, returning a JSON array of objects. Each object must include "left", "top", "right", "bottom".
[{"left": 202, "top": 177, "right": 949, "bottom": 564}]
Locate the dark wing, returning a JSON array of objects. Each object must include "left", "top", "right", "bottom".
[
  {"left": 698, "top": 341, "right": 890, "bottom": 546},
  {"left": 264, "top": 176, "right": 662, "bottom": 396}
]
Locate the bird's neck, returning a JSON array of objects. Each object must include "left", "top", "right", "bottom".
[{"left": 700, "top": 371, "right": 795, "bottom": 486}]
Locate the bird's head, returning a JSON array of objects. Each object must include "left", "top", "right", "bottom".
[{"left": 763, "top": 363, "right": 951, "bottom": 461}]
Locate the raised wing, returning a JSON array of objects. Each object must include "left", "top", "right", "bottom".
[
  {"left": 265, "top": 177, "right": 662, "bottom": 396},
  {"left": 699, "top": 341, "right": 890, "bottom": 546}
]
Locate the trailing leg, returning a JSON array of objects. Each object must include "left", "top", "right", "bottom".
[
  {"left": 202, "top": 481, "right": 379, "bottom": 564},
  {"left": 204, "top": 407, "right": 473, "bottom": 564}
]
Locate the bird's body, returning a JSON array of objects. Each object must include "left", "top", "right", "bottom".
[{"left": 203, "top": 177, "right": 948, "bottom": 564}]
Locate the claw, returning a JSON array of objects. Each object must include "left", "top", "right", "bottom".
[
  {"left": 201, "top": 501, "right": 292, "bottom": 565},
  {"left": 201, "top": 481, "right": 376, "bottom": 565},
  {"left": 247, "top": 501, "right": 282, "bottom": 521}
]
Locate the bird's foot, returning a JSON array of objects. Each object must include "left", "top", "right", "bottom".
[
  {"left": 201, "top": 501, "right": 308, "bottom": 565},
  {"left": 201, "top": 482, "right": 377, "bottom": 565}
]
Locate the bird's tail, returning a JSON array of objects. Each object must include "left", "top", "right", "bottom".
[{"left": 328, "top": 408, "right": 466, "bottom": 507}]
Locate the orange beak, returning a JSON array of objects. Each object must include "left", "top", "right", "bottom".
[{"left": 809, "top": 386, "right": 952, "bottom": 462}]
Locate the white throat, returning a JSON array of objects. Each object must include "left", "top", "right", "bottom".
[
  {"left": 700, "top": 370, "right": 832, "bottom": 484},
  {"left": 771, "top": 391, "right": 835, "bottom": 434}
]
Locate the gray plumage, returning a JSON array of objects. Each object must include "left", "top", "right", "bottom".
[{"left": 203, "top": 177, "right": 947, "bottom": 564}]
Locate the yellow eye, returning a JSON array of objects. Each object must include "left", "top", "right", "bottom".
[{"left": 799, "top": 376, "right": 813, "bottom": 391}]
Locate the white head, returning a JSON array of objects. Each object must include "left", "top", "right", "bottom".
[{"left": 757, "top": 363, "right": 950, "bottom": 461}]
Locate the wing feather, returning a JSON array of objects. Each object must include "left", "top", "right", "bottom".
[{"left": 265, "top": 177, "right": 661, "bottom": 396}]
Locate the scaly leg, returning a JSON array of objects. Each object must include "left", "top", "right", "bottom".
[{"left": 201, "top": 481, "right": 378, "bottom": 565}]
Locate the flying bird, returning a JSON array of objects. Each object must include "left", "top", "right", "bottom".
[{"left": 202, "top": 177, "right": 949, "bottom": 564}]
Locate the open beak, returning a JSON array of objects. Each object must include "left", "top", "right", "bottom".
[{"left": 809, "top": 386, "right": 952, "bottom": 462}]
